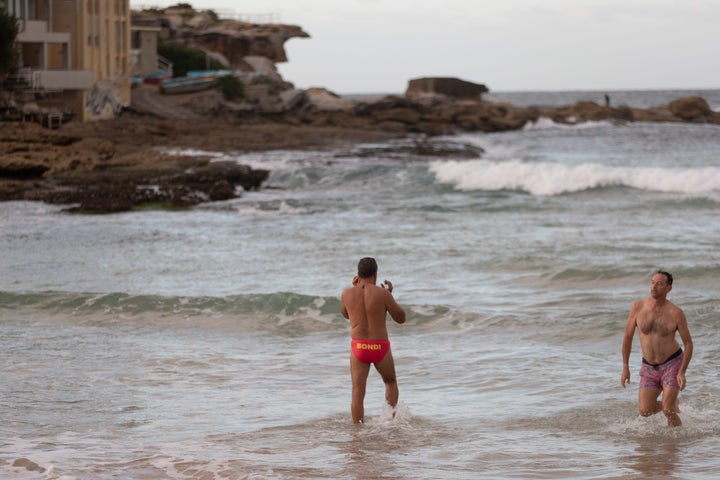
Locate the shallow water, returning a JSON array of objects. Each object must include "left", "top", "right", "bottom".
[{"left": 2, "top": 90, "right": 720, "bottom": 479}]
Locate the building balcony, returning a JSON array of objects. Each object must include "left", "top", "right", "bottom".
[
  {"left": 16, "top": 68, "right": 93, "bottom": 90},
  {"left": 16, "top": 20, "right": 71, "bottom": 43}
]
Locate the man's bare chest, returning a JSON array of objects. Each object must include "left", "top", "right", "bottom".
[{"left": 637, "top": 309, "right": 676, "bottom": 337}]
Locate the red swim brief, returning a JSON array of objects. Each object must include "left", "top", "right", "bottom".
[{"left": 351, "top": 339, "right": 390, "bottom": 364}]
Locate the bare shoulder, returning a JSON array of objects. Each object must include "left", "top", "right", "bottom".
[
  {"left": 341, "top": 286, "right": 358, "bottom": 303},
  {"left": 630, "top": 298, "right": 648, "bottom": 313},
  {"left": 668, "top": 301, "right": 686, "bottom": 318},
  {"left": 378, "top": 285, "right": 397, "bottom": 301}
]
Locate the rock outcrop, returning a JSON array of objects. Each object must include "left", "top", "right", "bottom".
[
  {"left": 0, "top": 121, "right": 269, "bottom": 212},
  {"left": 0, "top": 123, "right": 113, "bottom": 177},
  {"left": 341, "top": 95, "right": 540, "bottom": 135},
  {"left": 667, "top": 96, "right": 715, "bottom": 122},
  {"left": 130, "top": 6, "right": 310, "bottom": 115},
  {"left": 40, "top": 158, "right": 269, "bottom": 213},
  {"left": 140, "top": 6, "right": 309, "bottom": 70},
  {"left": 304, "top": 88, "right": 356, "bottom": 111},
  {"left": 103, "top": 8, "right": 720, "bottom": 130},
  {"left": 545, "top": 101, "right": 634, "bottom": 124}
]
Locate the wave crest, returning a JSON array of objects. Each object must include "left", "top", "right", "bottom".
[
  {"left": 0, "top": 291, "right": 492, "bottom": 336},
  {"left": 0, "top": 291, "right": 346, "bottom": 334},
  {"left": 522, "top": 117, "right": 613, "bottom": 130},
  {"left": 429, "top": 160, "right": 720, "bottom": 196}
]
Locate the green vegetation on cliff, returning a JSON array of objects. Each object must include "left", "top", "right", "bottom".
[
  {"left": 218, "top": 75, "right": 244, "bottom": 101},
  {"left": 158, "top": 41, "right": 225, "bottom": 77},
  {"left": 0, "top": 6, "right": 19, "bottom": 81}
]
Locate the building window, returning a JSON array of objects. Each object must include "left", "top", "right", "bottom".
[
  {"left": 87, "top": 14, "right": 92, "bottom": 46},
  {"left": 131, "top": 30, "right": 140, "bottom": 49},
  {"left": 29, "top": 0, "right": 49, "bottom": 21},
  {"left": 6, "top": 0, "right": 24, "bottom": 18}
]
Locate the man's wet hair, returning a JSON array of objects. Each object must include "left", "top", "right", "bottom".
[
  {"left": 656, "top": 270, "right": 673, "bottom": 286},
  {"left": 357, "top": 257, "right": 378, "bottom": 278}
]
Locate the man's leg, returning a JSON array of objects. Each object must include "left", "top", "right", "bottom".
[
  {"left": 350, "top": 353, "right": 370, "bottom": 424},
  {"left": 661, "top": 387, "right": 682, "bottom": 427},
  {"left": 374, "top": 350, "right": 399, "bottom": 409},
  {"left": 638, "top": 387, "right": 662, "bottom": 417}
]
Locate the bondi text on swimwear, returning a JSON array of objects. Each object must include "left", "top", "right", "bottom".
[{"left": 356, "top": 342, "right": 382, "bottom": 350}]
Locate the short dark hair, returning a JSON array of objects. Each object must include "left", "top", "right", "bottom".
[
  {"left": 656, "top": 270, "right": 673, "bottom": 286},
  {"left": 357, "top": 257, "right": 378, "bottom": 278}
]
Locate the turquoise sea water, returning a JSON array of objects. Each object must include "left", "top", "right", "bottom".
[{"left": 1, "top": 90, "right": 720, "bottom": 479}]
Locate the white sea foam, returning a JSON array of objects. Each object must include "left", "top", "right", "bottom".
[
  {"left": 161, "top": 147, "right": 224, "bottom": 157},
  {"left": 606, "top": 404, "right": 720, "bottom": 438},
  {"left": 233, "top": 199, "right": 308, "bottom": 215},
  {"left": 446, "top": 134, "right": 523, "bottom": 162},
  {"left": 429, "top": 160, "right": 720, "bottom": 196},
  {"left": 363, "top": 401, "right": 412, "bottom": 428},
  {"left": 522, "top": 117, "right": 614, "bottom": 130},
  {"left": 161, "top": 147, "right": 336, "bottom": 171}
]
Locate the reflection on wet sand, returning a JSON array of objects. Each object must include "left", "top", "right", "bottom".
[{"left": 625, "top": 439, "right": 679, "bottom": 478}]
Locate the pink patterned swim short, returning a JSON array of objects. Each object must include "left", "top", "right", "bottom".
[{"left": 639, "top": 349, "right": 683, "bottom": 389}]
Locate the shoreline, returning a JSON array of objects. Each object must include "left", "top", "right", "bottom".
[
  {"left": 1, "top": 92, "right": 718, "bottom": 213},
  {"left": 0, "top": 112, "right": 404, "bottom": 213},
  {"left": 60, "top": 112, "right": 404, "bottom": 156}
]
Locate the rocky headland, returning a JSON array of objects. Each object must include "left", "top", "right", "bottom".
[{"left": 2, "top": 6, "right": 718, "bottom": 213}]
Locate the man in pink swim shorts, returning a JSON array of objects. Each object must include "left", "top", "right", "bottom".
[
  {"left": 341, "top": 257, "right": 406, "bottom": 424},
  {"left": 639, "top": 348, "right": 684, "bottom": 390},
  {"left": 621, "top": 271, "right": 694, "bottom": 427}
]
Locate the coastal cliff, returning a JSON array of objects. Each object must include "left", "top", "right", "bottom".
[
  {"left": 132, "top": 8, "right": 719, "bottom": 130},
  {"left": 139, "top": 6, "right": 309, "bottom": 69}
]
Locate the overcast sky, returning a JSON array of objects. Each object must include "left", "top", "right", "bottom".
[{"left": 132, "top": 0, "right": 720, "bottom": 94}]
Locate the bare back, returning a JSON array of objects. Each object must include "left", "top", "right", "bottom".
[{"left": 341, "top": 282, "right": 405, "bottom": 340}]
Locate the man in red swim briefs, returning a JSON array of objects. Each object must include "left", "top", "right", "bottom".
[
  {"left": 341, "top": 257, "right": 406, "bottom": 424},
  {"left": 621, "top": 270, "right": 694, "bottom": 427}
]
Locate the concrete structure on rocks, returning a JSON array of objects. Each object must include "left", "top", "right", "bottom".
[{"left": 405, "top": 77, "right": 489, "bottom": 102}]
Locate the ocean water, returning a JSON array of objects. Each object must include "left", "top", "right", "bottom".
[
  {"left": 2, "top": 89, "right": 720, "bottom": 479},
  {"left": 484, "top": 88, "right": 720, "bottom": 110}
]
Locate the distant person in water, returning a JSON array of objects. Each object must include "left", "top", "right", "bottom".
[
  {"left": 341, "top": 257, "right": 406, "bottom": 424},
  {"left": 621, "top": 270, "right": 693, "bottom": 426}
]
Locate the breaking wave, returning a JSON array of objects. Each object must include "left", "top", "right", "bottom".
[
  {"left": 522, "top": 117, "right": 614, "bottom": 130},
  {"left": 429, "top": 160, "right": 720, "bottom": 196},
  {"left": 0, "top": 290, "right": 479, "bottom": 335}
]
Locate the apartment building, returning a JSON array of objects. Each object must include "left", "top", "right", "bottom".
[{"left": 4, "top": 0, "right": 131, "bottom": 121}]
